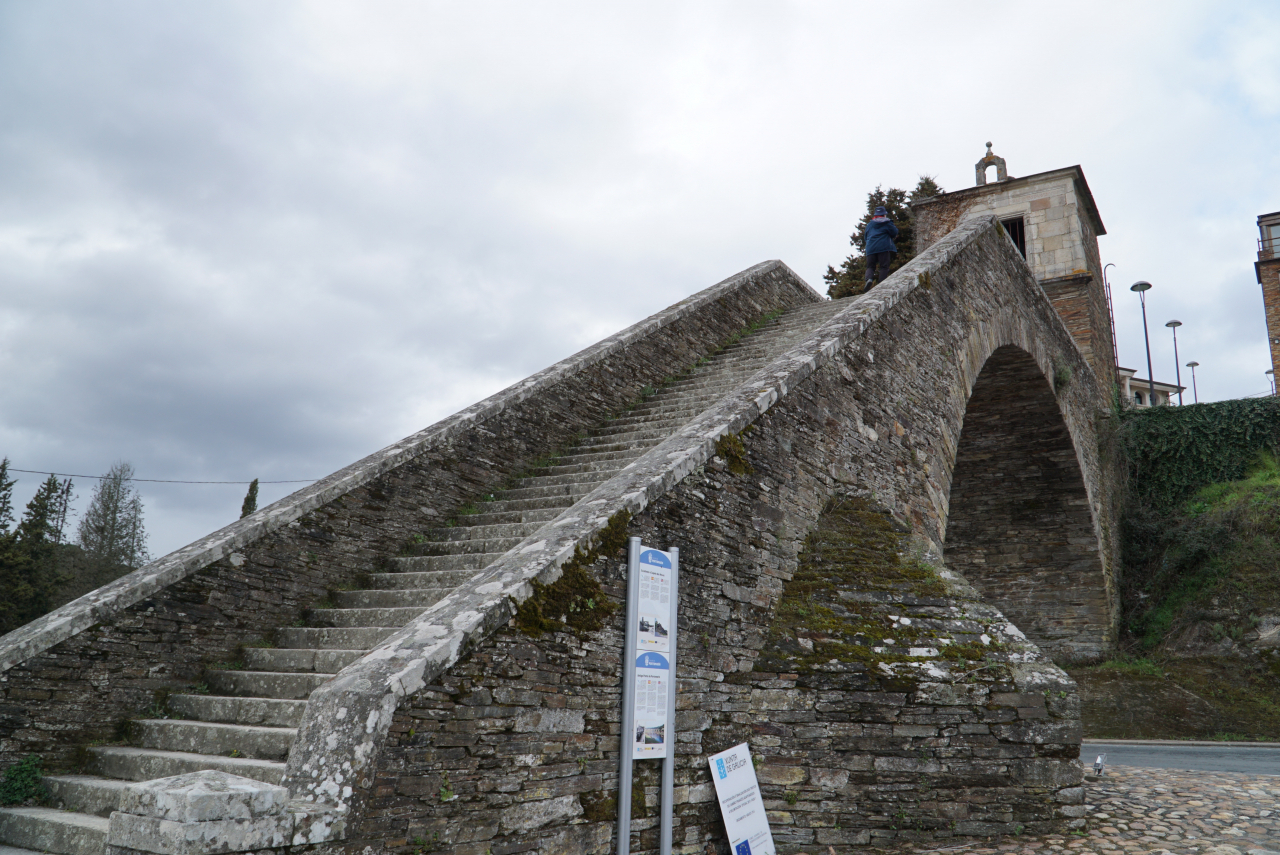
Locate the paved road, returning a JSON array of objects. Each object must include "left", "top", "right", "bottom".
[{"left": 1082, "top": 740, "right": 1280, "bottom": 776}]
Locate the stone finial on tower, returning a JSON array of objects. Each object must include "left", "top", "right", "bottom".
[{"left": 975, "top": 142, "right": 1008, "bottom": 186}]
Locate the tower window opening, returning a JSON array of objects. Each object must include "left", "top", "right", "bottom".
[{"left": 1000, "top": 216, "right": 1027, "bottom": 259}]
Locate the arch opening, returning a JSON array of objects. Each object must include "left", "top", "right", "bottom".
[{"left": 944, "top": 345, "right": 1109, "bottom": 664}]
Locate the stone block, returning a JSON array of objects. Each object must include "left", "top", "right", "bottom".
[
  {"left": 512, "top": 710, "right": 585, "bottom": 734},
  {"left": 499, "top": 795, "right": 582, "bottom": 833},
  {"left": 117, "top": 771, "right": 289, "bottom": 824},
  {"left": 755, "top": 764, "right": 807, "bottom": 785},
  {"left": 108, "top": 812, "right": 293, "bottom": 855}
]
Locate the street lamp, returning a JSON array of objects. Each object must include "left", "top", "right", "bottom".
[
  {"left": 1186, "top": 361, "right": 1199, "bottom": 403},
  {"left": 1166, "top": 320, "right": 1183, "bottom": 405},
  {"left": 1268, "top": 369, "right": 1276, "bottom": 396},
  {"left": 1131, "top": 281, "right": 1156, "bottom": 406}
]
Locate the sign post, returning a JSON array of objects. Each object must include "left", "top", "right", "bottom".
[{"left": 616, "top": 537, "right": 679, "bottom": 855}]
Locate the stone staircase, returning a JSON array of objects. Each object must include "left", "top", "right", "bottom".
[{"left": 0, "top": 299, "right": 843, "bottom": 855}]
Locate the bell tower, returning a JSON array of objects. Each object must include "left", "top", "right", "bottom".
[{"left": 911, "top": 145, "right": 1116, "bottom": 391}]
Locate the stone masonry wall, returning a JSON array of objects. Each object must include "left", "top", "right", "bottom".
[
  {"left": 330, "top": 220, "right": 1111, "bottom": 855},
  {"left": 0, "top": 262, "right": 818, "bottom": 770}
]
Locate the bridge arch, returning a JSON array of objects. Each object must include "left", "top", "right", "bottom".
[{"left": 943, "top": 343, "right": 1112, "bottom": 664}]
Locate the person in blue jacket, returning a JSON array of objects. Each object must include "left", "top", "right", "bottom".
[{"left": 863, "top": 205, "right": 899, "bottom": 292}]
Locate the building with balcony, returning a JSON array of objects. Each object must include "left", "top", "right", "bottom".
[{"left": 1118, "top": 367, "right": 1182, "bottom": 407}]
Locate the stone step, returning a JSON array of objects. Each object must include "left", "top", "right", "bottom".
[
  {"left": 575, "top": 430, "right": 669, "bottom": 451},
  {"left": 511, "top": 470, "right": 619, "bottom": 489},
  {"left": 488, "top": 481, "right": 598, "bottom": 501},
  {"left": 417, "top": 521, "right": 544, "bottom": 542},
  {"left": 277, "top": 626, "right": 399, "bottom": 650},
  {"left": 205, "top": 669, "right": 333, "bottom": 700},
  {"left": 43, "top": 775, "right": 130, "bottom": 818},
  {"left": 305, "top": 606, "right": 422, "bottom": 628},
  {"left": 0, "top": 846, "right": 55, "bottom": 855},
  {"left": 406, "top": 535, "right": 523, "bottom": 556},
  {"left": 555, "top": 437, "right": 660, "bottom": 457},
  {"left": 622, "top": 396, "right": 723, "bottom": 419},
  {"left": 371, "top": 566, "right": 482, "bottom": 586},
  {"left": 387, "top": 553, "right": 502, "bottom": 573},
  {"left": 244, "top": 646, "right": 366, "bottom": 673},
  {"left": 0, "top": 807, "right": 106, "bottom": 855},
  {"left": 332, "top": 588, "right": 452, "bottom": 609},
  {"left": 444, "top": 507, "right": 561, "bottom": 527},
  {"left": 168, "top": 694, "right": 306, "bottom": 728},
  {"left": 549, "top": 448, "right": 646, "bottom": 467},
  {"left": 87, "top": 746, "right": 285, "bottom": 786},
  {"left": 596, "top": 410, "right": 696, "bottom": 430},
  {"left": 526, "top": 459, "right": 635, "bottom": 478},
  {"left": 133, "top": 719, "right": 296, "bottom": 761}
]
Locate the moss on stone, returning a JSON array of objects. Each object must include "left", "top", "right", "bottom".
[
  {"left": 580, "top": 791, "right": 617, "bottom": 822},
  {"left": 715, "top": 433, "right": 754, "bottom": 477},
  {"left": 513, "top": 510, "right": 630, "bottom": 637},
  {"left": 758, "top": 495, "right": 997, "bottom": 675}
]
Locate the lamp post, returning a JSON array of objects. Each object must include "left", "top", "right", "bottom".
[
  {"left": 1268, "top": 369, "right": 1276, "bottom": 396},
  {"left": 1166, "top": 320, "right": 1183, "bottom": 405},
  {"left": 1186, "top": 361, "right": 1199, "bottom": 403},
  {"left": 1131, "top": 281, "right": 1156, "bottom": 406}
]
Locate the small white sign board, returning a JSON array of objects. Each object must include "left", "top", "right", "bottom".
[{"left": 707, "top": 743, "right": 776, "bottom": 855}]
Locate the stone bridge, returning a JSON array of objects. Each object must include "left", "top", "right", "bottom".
[{"left": 0, "top": 209, "right": 1121, "bottom": 854}]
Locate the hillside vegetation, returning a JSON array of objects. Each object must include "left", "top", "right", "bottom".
[{"left": 1070, "top": 398, "right": 1280, "bottom": 740}]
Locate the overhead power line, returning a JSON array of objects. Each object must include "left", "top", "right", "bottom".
[{"left": 7, "top": 468, "right": 318, "bottom": 485}]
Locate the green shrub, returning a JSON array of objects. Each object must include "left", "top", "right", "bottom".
[{"left": 0, "top": 755, "right": 45, "bottom": 805}]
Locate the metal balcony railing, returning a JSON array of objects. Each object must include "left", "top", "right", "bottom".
[{"left": 1261, "top": 236, "right": 1280, "bottom": 260}]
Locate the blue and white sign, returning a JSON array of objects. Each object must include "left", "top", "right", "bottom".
[
  {"left": 708, "top": 743, "right": 775, "bottom": 855},
  {"left": 631, "top": 547, "right": 675, "bottom": 760},
  {"left": 635, "top": 548, "right": 674, "bottom": 653},
  {"left": 632, "top": 651, "right": 670, "bottom": 759}
]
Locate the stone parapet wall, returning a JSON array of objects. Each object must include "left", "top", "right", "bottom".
[
  {"left": 0, "top": 260, "right": 819, "bottom": 769},
  {"left": 318, "top": 216, "right": 1113, "bottom": 854}
]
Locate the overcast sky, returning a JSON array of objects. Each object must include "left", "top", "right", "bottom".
[{"left": 2, "top": 1, "right": 1278, "bottom": 558}]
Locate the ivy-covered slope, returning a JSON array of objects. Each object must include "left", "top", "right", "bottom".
[{"left": 1071, "top": 398, "right": 1280, "bottom": 740}]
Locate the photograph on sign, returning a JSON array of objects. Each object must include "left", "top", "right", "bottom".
[
  {"left": 636, "top": 549, "right": 673, "bottom": 652},
  {"left": 708, "top": 742, "right": 775, "bottom": 855},
  {"left": 632, "top": 651, "right": 670, "bottom": 759}
]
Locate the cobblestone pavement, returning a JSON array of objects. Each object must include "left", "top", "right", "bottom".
[{"left": 891, "top": 765, "right": 1279, "bottom": 855}]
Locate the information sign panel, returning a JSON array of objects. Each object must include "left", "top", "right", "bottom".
[
  {"left": 707, "top": 743, "right": 776, "bottom": 855},
  {"left": 636, "top": 548, "right": 673, "bottom": 652},
  {"left": 631, "top": 547, "right": 674, "bottom": 759}
]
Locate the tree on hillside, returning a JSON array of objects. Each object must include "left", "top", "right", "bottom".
[
  {"left": 240, "top": 478, "right": 259, "bottom": 519},
  {"left": 824, "top": 175, "right": 943, "bottom": 300},
  {"left": 77, "top": 461, "right": 150, "bottom": 570}
]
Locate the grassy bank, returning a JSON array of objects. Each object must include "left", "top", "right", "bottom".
[{"left": 1070, "top": 398, "right": 1280, "bottom": 740}]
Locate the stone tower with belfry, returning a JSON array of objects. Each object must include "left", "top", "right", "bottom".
[{"left": 911, "top": 144, "right": 1118, "bottom": 391}]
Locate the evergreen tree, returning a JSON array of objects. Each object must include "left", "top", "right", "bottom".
[
  {"left": 77, "top": 462, "right": 150, "bottom": 570},
  {"left": 49, "top": 478, "right": 75, "bottom": 546},
  {"left": 17, "top": 476, "right": 61, "bottom": 573},
  {"left": 0, "top": 462, "right": 54, "bottom": 634},
  {"left": 240, "top": 479, "right": 259, "bottom": 519},
  {"left": 0, "top": 459, "right": 14, "bottom": 536},
  {"left": 824, "top": 175, "right": 944, "bottom": 300}
]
